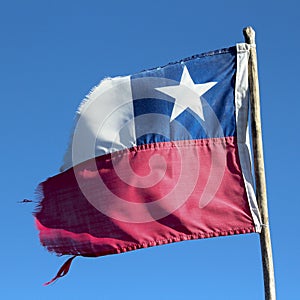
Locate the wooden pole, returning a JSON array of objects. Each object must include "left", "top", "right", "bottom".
[{"left": 243, "top": 26, "right": 276, "bottom": 300}]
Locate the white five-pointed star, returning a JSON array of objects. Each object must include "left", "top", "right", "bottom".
[{"left": 155, "top": 66, "right": 217, "bottom": 122}]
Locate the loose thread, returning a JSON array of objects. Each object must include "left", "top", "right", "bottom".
[
  {"left": 43, "top": 256, "right": 76, "bottom": 286},
  {"left": 18, "top": 199, "right": 34, "bottom": 203}
]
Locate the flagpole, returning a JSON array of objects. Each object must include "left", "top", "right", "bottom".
[{"left": 243, "top": 26, "right": 276, "bottom": 300}]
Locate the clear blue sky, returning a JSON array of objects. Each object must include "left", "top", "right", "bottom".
[{"left": 1, "top": 1, "right": 299, "bottom": 299}]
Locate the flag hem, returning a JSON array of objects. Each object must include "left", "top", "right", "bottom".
[
  {"left": 35, "top": 218, "right": 256, "bottom": 257},
  {"left": 235, "top": 43, "right": 262, "bottom": 232}
]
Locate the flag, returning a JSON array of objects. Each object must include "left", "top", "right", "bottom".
[{"left": 34, "top": 43, "right": 261, "bottom": 281}]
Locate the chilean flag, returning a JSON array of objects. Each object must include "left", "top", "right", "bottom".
[{"left": 35, "top": 43, "right": 261, "bottom": 281}]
